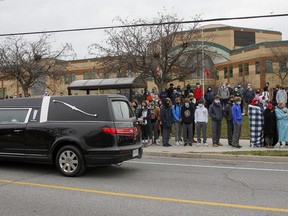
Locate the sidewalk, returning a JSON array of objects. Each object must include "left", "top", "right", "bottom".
[{"left": 142, "top": 138, "right": 288, "bottom": 162}]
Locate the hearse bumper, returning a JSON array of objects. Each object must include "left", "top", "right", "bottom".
[{"left": 84, "top": 144, "right": 143, "bottom": 166}]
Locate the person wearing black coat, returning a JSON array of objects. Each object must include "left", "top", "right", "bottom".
[
  {"left": 263, "top": 103, "right": 278, "bottom": 148},
  {"left": 181, "top": 98, "right": 196, "bottom": 146},
  {"left": 204, "top": 87, "right": 215, "bottom": 110},
  {"left": 223, "top": 96, "right": 234, "bottom": 146},
  {"left": 138, "top": 101, "right": 151, "bottom": 147},
  {"left": 160, "top": 98, "right": 173, "bottom": 147}
]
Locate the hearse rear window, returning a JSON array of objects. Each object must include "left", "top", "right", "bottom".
[
  {"left": 112, "top": 101, "right": 134, "bottom": 120},
  {"left": 0, "top": 108, "right": 30, "bottom": 124}
]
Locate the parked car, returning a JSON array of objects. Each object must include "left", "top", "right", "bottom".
[{"left": 0, "top": 94, "right": 143, "bottom": 177}]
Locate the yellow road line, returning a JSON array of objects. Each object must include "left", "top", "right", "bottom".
[{"left": 1, "top": 179, "right": 288, "bottom": 213}]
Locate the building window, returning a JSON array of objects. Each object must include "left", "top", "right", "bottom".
[
  {"left": 216, "top": 68, "right": 219, "bottom": 80},
  {"left": 72, "top": 73, "right": 76, "bottom": 82},
  {"left": 244, "top": 63, "right": 249, "bottom": 75},
  {"left": 238, "top": 64, "right": 243, "bottom": 77},
  {"left": 265, "top": 59, "right": 273, "bottom": 73},
  {"left": 229, "top": 65, "right": 233, "bottom": 78},
  {"left": 279, "top": 59, "right": 287, "bottom": 73},
  {"left": 224, "top": 67, "right": 228, "bottom": 79},
  {"left": 83, "top": 72, "right": 89, "bottom": 79},
  {"left": 126, "top": 69, "right": 132, "bottom": 77},
  {"left": 117, "top": 69, "right": 122, "bottom": 78},
  {"left": 64, "top": 74, "right": 70, "bottom": 84},
  {"left": 91, "top": 71, "right": 96, "bottom": 79},
  {"left": 255, "top": 61, "right": 260, "bottom": 74}
]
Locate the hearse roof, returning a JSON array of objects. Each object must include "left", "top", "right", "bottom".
[{"left": 0, "top": 94, "right": 127, "bottom": 108}]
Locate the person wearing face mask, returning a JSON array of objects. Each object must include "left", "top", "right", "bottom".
[
  {"left": 194, "top": 100, "right": 208, "bottom": 146},
  {"left": 184, "top": 84, "right": 192, "bottom": 98},
  {"left": 138, "top": 101, "right": 151, "bottom": 147},
  {"left": 189, "top": 97, "right": 198, "bottom": 143},
  {"left": 276, "top": 86, "right": 287, "bottom": 105},
  {"left": 218, "top": 82, "right": 230, "bottom": 108},
  {"left": 275, "top": 102, "right": 288, "bottom": 148},
  {"left": 248, "top": 98, "right": 264, "bottom": 147},
  {"left": 181, "top": 98, "right": 195, "bottom": 146},
  {"left": 272, "top": 84, "right": 280, "bottom": 106},
  {"left": 243, "top": 84, "right": 255, "bottom": 115},
  {"left": 223, "top": 96, "right": 235, "bottom": 146},
  {"left": 193, "top": 82, "right": 203, "bottom": 101},
  {"left": 148, "top": 101, "right": 161, "bottom": 145},
  {"left": 172, "top": 97, "right": 183, "bottom": 146},
  {"left": 160, "top": 98, "right": 173, "bottom": 147},
  {"left": 231, "top": 97, "right": 242, "bottom": 148},
  {"left": 209, "top": 95, "right": 223, "bottom": 147},
  {"left": 204, "top": 87, "right": 216, "bottom": 110}
]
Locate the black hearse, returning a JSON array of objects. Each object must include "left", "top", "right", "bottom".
[{"left": 0, "top": 95, "right": 142, "bottom": 177}]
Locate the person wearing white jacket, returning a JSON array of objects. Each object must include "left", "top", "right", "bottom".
[
  {"left": 195, "top": 100, "right": 209, "bottom": 146},
  {"left": 276, "top": 86, "right": 287, "bottom": 105}
]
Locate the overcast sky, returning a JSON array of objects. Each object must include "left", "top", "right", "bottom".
[{"left": 1, "top": 0, "right": 288, "bottom": 59}]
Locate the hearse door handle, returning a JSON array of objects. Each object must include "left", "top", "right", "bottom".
[{"left": 13, "top": 129, "right": 22, "bottom": 133}]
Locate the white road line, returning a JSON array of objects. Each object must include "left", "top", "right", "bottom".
[{"left": 127, "top": 161, "right": 288, "bottom": 172}]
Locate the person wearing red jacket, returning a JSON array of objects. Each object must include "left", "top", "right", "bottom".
[{"left": 193, "top": 83, "right": 203, "bottom": 101}]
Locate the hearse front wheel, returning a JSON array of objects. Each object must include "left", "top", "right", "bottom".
[{"left": 56, "top": 145, "right": 86, "bottom": 177}]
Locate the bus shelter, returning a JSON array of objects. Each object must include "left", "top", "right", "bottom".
[{"left": 67, "top": 77, "right": 147, "bottom": 101}]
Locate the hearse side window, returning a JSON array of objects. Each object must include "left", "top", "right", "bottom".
[
  {"left": 112, "top": 101, "right": 134, "bottom": 120},
  {"left": 0, "top": 109, "right": 30, "bottom": 124}
]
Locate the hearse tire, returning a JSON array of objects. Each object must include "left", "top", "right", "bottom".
[{"left": 56, "top": 145, "right": 86, "bottom": 177}]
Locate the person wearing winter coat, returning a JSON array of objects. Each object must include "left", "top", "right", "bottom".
[
  {"left": 148, "top": 100, "right": 161, "bottom": 145},
  {"left": 204, "top": 87, "right": 215, "bottom": 110},
  {"left": 248, "top": 98, "right": 264, "bottom": 147},
  {"left": 138, "top": 101, "right": 151, "bottom": 147},
  {"left": 276, "top": 86, "right": 287, "bottom": 105},
  {"left": 275, "top": 102, "right": 288, "bottom": 148},
  {"left": 193, "top": 82, "right": 203, "bottom": 101},
  {"left": 231, "top": 97, "right": 242, "bottom": 148},
  {"left": 184, "top": 84, "right": 193, "bottom": 98},
  {"left": 209, "top": 95, "right": 223, "bottom": 147},
  {"left": 217, "top": 82, "right": 230, "bottom": 107},
  {"left": 223, "top": 96, "right": 234, "bottom": 146},
  {"left": 181, "top": 98, "right": 195, "bottom": 146},
  {"left": 263, "top": 103, "right": 278, "bottom": 148},
  {"left": 244, "top": 84, "right": 255, "bottom": 104},
  {"left": 194, "top": 100, "right": 208, "bottom": 146},
  {"left": 172, "top": 97, "right": 182, "bottom": 145},
  {"left": 161, "top": 98, "right": 173, "bottom": 147}
]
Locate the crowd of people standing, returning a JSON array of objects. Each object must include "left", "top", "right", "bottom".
[{"left": 131, "top": 82, "right": 288, "bottom": 148}]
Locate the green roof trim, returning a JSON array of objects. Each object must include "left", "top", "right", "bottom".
[{"left": 231, "top": 40, "right": 288, "bottom": 54}]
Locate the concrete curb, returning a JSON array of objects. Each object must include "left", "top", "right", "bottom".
[{"left": 143, "top": 152, "right": 288, "bottom": 163}]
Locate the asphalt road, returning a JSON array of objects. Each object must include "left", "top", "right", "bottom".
[{"left": 0, "top": 156, "right": 288, "bottom": 216}]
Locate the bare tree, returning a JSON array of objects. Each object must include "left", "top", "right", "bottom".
[
  {"left": 89, "top": 12, "right": 207, "bottom": 90},
  {"left": 0, "top": 34, "right": 74, "bottom": 96},
  {"left": 270, "top": 45, "right": 288, "bottom": 86}
]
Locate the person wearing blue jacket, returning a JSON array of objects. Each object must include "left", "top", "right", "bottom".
[
  {"left": 232, "top": 97, "right": 242, "bottom": 148},
  {"left": 172, "top": 97, "right": 182, "bottom": 145}
]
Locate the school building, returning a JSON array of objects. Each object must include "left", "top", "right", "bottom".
[{"left": 1, "top": 24, "right": 288, "bottom": 98}]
